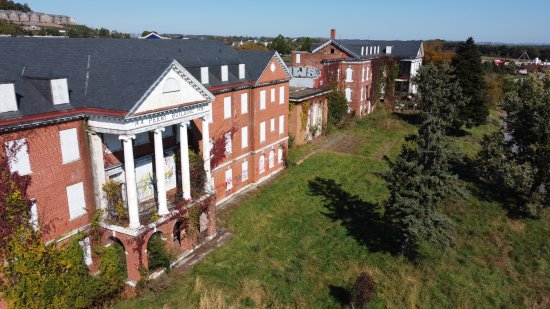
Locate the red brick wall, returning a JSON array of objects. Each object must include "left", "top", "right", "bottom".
[{"left": 0, "top": 120, "right": 95, "bottom": 243}]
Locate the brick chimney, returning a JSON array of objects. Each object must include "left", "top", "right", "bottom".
[{"left": 330, "top": 29, "right": 336, "bottom": 40}]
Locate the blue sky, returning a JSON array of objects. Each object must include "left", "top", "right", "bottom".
[{"left": 24, "top": 0, "right": 550, "bottom": 43}]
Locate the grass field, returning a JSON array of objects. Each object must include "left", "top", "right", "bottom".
[{"left": 113, "top": 107, "right": 550, "bottom": 308}]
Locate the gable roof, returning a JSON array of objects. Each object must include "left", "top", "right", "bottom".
[
  {"left": 0, "top": 38, "right": 287, "bottom": 125},
  {"left": 238, "top": 50, "right": 291, "bottom": 82}
]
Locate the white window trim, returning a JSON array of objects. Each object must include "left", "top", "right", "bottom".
[
  {"left": 270, "top": 118, "right": 275, "bottom": 132},
  {"left": 270, "top": 88, "right": 275, "bottom": 102},
  {"left": 278, "top": 115, "right": 284, "bottom": 134},
  {"left": 279, "top": 86, "right": 285, "bottom": 104}
]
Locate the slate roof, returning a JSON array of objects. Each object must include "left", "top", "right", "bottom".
[
  {"left": 0, "top": 37, "right": 280, "bottom": 124},
  {"left": 312, "top": 39, "right": 423, "bottom": 60}
]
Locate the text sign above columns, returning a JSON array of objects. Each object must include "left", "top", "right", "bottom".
[{"left": 130, "top": 104, "right": 207, "bottom": 128}]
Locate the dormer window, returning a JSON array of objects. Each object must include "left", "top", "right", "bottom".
[
  {"left": 386, "top": 46, "right": 393, "bottom": 55},
  {"left": 163, "top": 78, "right": 180, "bottom": 93},
  {"left": 239, "top": 64, "right": 245, "bottom": 79},
  {"left": 221, "top": 65, "right": 228, "bottom": 82},
  {"left": 200, "top": 67, "right": 209, "bottom": 84},
  {"left": 361, "top": 46, "right": 364, "bottom": 56},
  {"left": 0, "top": 82, "right": 18, "bottom": 113},
  {"left": 50, "top": 78, "right": 70, "bottom": 105}
]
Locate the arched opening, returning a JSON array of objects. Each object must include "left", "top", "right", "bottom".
[
  {"left": 163, "top": 78, "right": 180, "bottom": 93},
  {"left": 147, "top": 232, "right": 170, "bottom": 271},
  {"left": 104, "top": 237, "right": 127, "bottom": 279},
  {"left": 173, "top": 219, "right": 187, "bottom": 246}
]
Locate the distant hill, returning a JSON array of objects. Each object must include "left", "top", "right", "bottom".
[{"left": 0, "top": 0, "right": 31, "bottom": 12}]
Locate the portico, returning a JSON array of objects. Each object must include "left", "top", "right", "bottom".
[
  {"left": 87, "top": 60, "right": 215, "bottom": 229},
  {"left": 88, "top": 105, "right": 213, "bottom": 229}
]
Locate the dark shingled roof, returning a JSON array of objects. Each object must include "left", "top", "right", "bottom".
[
  {"left": 238, "top": 50, "right": 277, "bottom": 81},
  {"left": 311, "top": 39, "right": 423, "bottom": 60},
  {"left": 0, "top": 37, "right": 278, "bottom": 122}
]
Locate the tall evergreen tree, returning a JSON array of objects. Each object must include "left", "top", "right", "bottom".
[
  {"left": 452, "top": 37, "right": 488, "bottom": 127},
  {"left": 268, "top": 35, "right": 291, "bottom": 54},
  {"left": 383, "top": 63, "right": 465, "bottom": 253},
  {"left": 477, "top": 76, "right": 550, "bottom": 217}
]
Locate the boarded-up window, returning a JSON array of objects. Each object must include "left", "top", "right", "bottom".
[
  {"left": 241, "top": 93, "right": 248, "bottom": 114},
  {"left": 51, "top": 78, "right": 70, "bottom": 105},
  {"left": 269, "top": 150, "right": 274, "bottom": 168},
  {"left": 259, "top": 155, "right": 265, "bottom": 174},
  {"left": 5, "top": 139, "right": 31, "bottom": 175},
  {"left": 260, "top": 90, "right": 266, "bottom": 110},
  {"left": 270, "top": 118, "right": 275, "bottom": 132},
  {"left": 60, "top": 128, "right": 80, "bottom": 163},
  {"left": 225, "top": 168, "right": 233, "bottom": 190},
  {"left": 241, "top": 126, "right": 248, "bottom": 148},
  {"left": 278, "top": 147, "right": 283, "bottom": 164},
  {"left": 66, "top": 182, "right": 86, "bottom": 220},
  {"left": 279, "top": 86, "right": 285, "bottom": 104},
  {"left": 279, "top": 115, "right": 284, "bottom": 134},
  {"left": 270, "top": 88, "right": 275, "bottom": 102},
  {"left": 345, "top": 67, "right": 353, "bottom": 82},
  {"left": 260, "top": 121, "right": 266, "bottom": 143},
  {"left": 224, "top": 96, "right": 231, "bottom": 119},
  {"left": 201, "top": 67, "right": 209, "bottom": 84},
  {"left": 239, "top": 64, "right": 246, "bottom": 79},
  {"left": 221, "top": 65, "right": 228, "bottom": 82},
  {"left": 225, "top": 132, "right": 232, "bottom": 155},
  {"left": 242, "top": 160, "right": 249, "bottom": 181}
]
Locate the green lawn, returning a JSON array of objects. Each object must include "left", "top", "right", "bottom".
[{"left": 113, "top": 108, "right": 550, "bottom": 309}]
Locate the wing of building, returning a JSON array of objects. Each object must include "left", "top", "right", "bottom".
[
  {"left": 0, "top": 37, "right": 291, "bottom": 285},
  {"left": 291, "top": 29, "right": 423, "bottom": 117}
]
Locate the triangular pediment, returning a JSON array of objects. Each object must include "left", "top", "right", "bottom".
[
  {"left": 257, "top": 52, "right": 292, "bottom": 84},
  {"left": 130, "top": 60, "right": 214, "bottom": 116}
]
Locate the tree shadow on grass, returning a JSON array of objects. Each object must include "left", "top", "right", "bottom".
[
  {"left": 393, "top": 111, "right": 423, "bottom": 126},
  {"left": 328, "top": 285, "right": 351, "bottom": 308},
  {"left": 308, "top": 177, "right": 401, "bottom": 254}
]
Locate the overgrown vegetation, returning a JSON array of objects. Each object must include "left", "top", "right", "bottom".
[
  {"left": 103, "top": 179, "right": 128, "bottom": 225},
  {"left": 147, "top": 233, "right": 171, "bottom": 272},
  {"left": 327, "top": 90, "right": 349, "bottom": 129},
  {"left": 0, "top": 140, "right": 126, "bottom": 308},
  {"left": 476, "top": 75, "right": 550, "bottom": 217}
]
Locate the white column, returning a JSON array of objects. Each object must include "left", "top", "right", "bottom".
[
  {"left": 120, "top": 135, "right": 140, "bottom": 229},
  {"left": 88, "top": 131, "right": 106, "bottom": 213},
  {"left": 154, "top": 128, "right": 169, "bottom": 216},
  {"left": 201, "top": 116, "right": 213, "bottom": 190},
  {"left": 179, "top": 122, "right": 192, "bottom": 200}
]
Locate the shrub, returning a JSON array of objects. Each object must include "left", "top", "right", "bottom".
[
  {"left": 102, "top": 179, "right": 128, "bottom": 225},
  {"left": 147, "top": 233, "right": 171, "bottom": 272},
  {"left": 351, "top": 272, "right": 375, "bottom": 309},
  {"left": 327, "top": 90, "right": 349, "bottom": 129},
  {"left": 189, "top": 151, "right": 206, "bottom": 198}
]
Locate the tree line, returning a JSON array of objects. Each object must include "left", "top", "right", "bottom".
[{"left": 0, "top": 0, "right": 30, "bottom": 12}]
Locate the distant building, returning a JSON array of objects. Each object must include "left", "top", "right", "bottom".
[
  {"left": 139, "top": 32, "right": 167, "bottom": 40},
  {"left": 0, "top": 9, "right": 76, "bottom": 28},
  {"left": 291, "top": 29, "right": 423, "bottom": 117}
]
